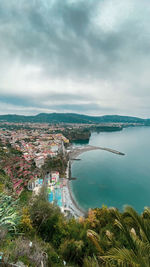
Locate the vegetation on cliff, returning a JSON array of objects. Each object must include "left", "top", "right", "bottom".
[
  {"left": 1, "top": 184, "right": 150, "bottom": 266},
  {"left": 62, "top": 128, "right": 91, "bottom": 142},
  {"left": 1, "top": 141, "right": 150, "bottom": 266},
  {"left": 41, "top": 153, "right": 68, "bottom": 176}
]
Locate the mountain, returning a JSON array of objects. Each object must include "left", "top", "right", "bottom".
[{"left": 0, "top": 113, "right": 149, "bottom": 124}]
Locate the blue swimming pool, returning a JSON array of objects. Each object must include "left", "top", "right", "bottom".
[
  {"left": 48, "top": 192, "right": 53, "bottom": 203},
  {"left": 55, "top": 188, "right": 62, "bottom": 207},
  {"left": 48, "top": 188, "right": 62, "bottom": 207},
  {"left": 38, "top": 179, "right": 43, "bottom": 185}
]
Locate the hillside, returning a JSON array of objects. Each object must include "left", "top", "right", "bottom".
[
  {"left": 0, "top": 113, "right": 149, "bottom": 124},
  {"left": 1, "top": 137, "right": 150, "bottom": 266}
]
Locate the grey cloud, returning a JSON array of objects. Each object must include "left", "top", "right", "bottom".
[
  {"left": 0, "top": 0, "right": 130, "bottom": 78},
  {"left": 0, "top": 91, "right": 98, "bottom": 110},
  {"left": 0, "top": 0, "right": 146, "bottom": 79},
  {"left": 0, "top": 0, "right": 150, "bottom": 116}
]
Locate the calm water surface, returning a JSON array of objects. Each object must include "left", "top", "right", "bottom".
[{"left": 71, "top": 127, "right": 150, "bottom": 213}]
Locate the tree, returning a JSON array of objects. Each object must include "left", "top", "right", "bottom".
[
  {"left": 19, "top": 207, "right": 33, "bottom": 234},
  {"left": 42, "top": 153, "right": 68, "bottom": 176},
  {"left": 30, "top": 190, "right": 67, "bottom": 247},
  {"left": 60, "top": 239, "right": 84, "bottom": 265},
  {"left": 87, "top": 206, "right": 150, "bottom": 267}
]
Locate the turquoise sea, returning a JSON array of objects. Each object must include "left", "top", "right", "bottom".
[{"left": 71, "top": 127, "right": 150, "bottom": 213}]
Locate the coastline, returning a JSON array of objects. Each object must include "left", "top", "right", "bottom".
[
  {"left": 65, "top": 144, "right": 125, "bottom": 218},
  {"left": 64, "top": 161, "right": 86, "bottom": 218},
  {"left": 67, "top": 151, "right": 87, "bottom": 218},
  {"left": 67, "top": 178, "right": 86, "bottom": 216},
  {"left": 68, "top": 158, "right": 87, "bottom": 214}
]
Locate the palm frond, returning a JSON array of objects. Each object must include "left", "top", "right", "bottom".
[
  {"left": 87, "top": 230, "right": 104, "bottom": 254},
  {"left": 112, "top": 208, "right": 136, "bottom": 251},
  {"left": 101, "top": 247, "right": 143, "bottom": 267},
  {"left": 125, "top": 206, "right": 150, "bottom": 243}
]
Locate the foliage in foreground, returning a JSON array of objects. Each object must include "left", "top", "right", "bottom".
[
  {"left": 87, "top": 206, "right": 150, "bottom": 267},
  {"left": 0, "top": 193, "right": 20, "bottom": 232},
  {"left": 1, "top": 188, "right": 150, "bottom": 266}
]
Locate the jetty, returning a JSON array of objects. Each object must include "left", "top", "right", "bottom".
[
  {"left": 70, "top": 158, "right": 81, "bottom": 161},
  {"left": 69, "top": 177, "right": 77, "bottom": 180},
  {"left": 69, "top": 145, "right": 125, "bottom": 159}
]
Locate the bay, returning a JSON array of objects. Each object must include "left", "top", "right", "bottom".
[{"left": 71, "top": 127, "right": 150, "bottom": 213}]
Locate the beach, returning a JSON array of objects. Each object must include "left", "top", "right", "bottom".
[{"left": 63, "top": 161, "right": 86, "bottom": 218}]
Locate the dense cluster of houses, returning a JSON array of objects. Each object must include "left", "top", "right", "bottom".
[
  {"left": 3, "top": 156, "right": 39, "bottom": 196},
  {"left": 0, "top": 127, "right": 69, "bottom": 196},
  {"left": 0, "top": 128, "right": 69, "bottom": 168}
]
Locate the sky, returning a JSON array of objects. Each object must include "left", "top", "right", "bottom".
[{"left": 0, "top": 0, "right": 150, "bottom": 117}]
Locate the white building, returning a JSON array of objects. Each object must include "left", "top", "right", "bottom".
[
  {"left": 35, "top": 156, "right": 45, "bottom": 168},
  {"left": 50, "top": 144, "right": 59, "bottom": 153},
  {"left": 51, "top": 171, "right": 59, "bottom": 183}
]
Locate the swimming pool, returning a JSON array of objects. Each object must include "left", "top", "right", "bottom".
[
  {"left": 55, "top": 188, "right": 62, "bottom": 207},
  {"left": 38, "top": 179, "right": 43, "bottom": 185},
  {"left": 48, "top": 192, "right": 53, "bottom": 203},
  {"left": 48, "top": 188, "right": 62, "bottom": 207}
]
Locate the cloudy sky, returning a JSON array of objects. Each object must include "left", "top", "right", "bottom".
[{"left": 0, "top": 0, "right": 150, "bottom": 117}]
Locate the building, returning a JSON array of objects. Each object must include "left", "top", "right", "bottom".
[
  {"left": 35, "top": 156, "right": 45, "bottom": 168},
  {"left": 51, "top": 171, "right": 59, "bottom": 183}
]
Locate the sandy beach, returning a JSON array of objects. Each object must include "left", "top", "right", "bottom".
[
  {"left": 67, "top": 177, "right": 86, "bottom": 216},
  {"left": 63, "top": 161, "right": 86, "bottom": 218}
]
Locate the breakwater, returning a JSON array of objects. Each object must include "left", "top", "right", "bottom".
[{"left": 69, "top": 145, "right": 125, "bottom": 159}]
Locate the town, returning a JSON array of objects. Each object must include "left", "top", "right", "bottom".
[{"left": 0, "top": 123, "right": 84, "bottom": 218}]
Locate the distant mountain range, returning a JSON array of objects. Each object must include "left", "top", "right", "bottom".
[{"left": 0, "top": 113, "right": 149, "bottom": 124}]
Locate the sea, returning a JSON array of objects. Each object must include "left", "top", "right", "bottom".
[{"left": 71, "top": 126, "right": 150, "bottom": 213}]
